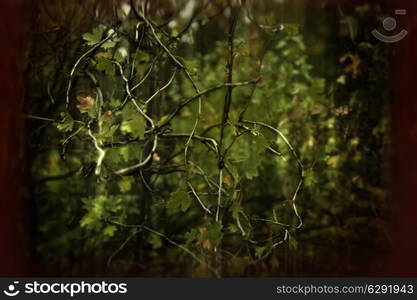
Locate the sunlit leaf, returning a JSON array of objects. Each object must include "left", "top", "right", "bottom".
[
  {"left": 118, "top": 176, "right": 134, "bottom": 193},
  {"left": 103, "top": 225, "right": 117, "bottom": 237},
  {"left": 82, "top": 27, "right": 104, "bottom": 45},
  {"left": 156, "top": 115, "right": 170, "bottom": 127},
  {"left": 56, "top": 112, "right": 74, "bottom": 133}
]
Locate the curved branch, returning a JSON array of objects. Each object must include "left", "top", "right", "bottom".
[
  {"left": 106, "top": 218, "right": 220, "bottom": 277},
  {"left": 115, "top": 135, "right": 158, "bottom": 176},
  {"left": 157, "top": 79, "right": 260, "bottom": 129},
  {"left": 242, "top": 120, "right": 304, "bottom": 229},
  {"left": 66, "top": 31, "right": 116, "bottom": 109}
]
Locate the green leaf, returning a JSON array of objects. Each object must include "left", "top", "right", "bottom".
[
  {"left": 205, "top": 222, "right": 223, "bottom": 248},
  {"left": 181, "top": 195, "right": 192, "bottom": 212},
  {"left": 149, "top": 234, "right": 163, "bottom": 249},
  {"left": 100, "top": 123, "right": 119, "bottom": 140},
  {"left": 243, "top": 157, "right": 260, "bottom": 180},
  {"left": 96, "top": 57, "right": 114, "bottom": 76},
  {"left": 118, "top": 143, "right": 141, "bottom": 162},
  {"left": 184, "top": 59, "right": 200, "bottom": 73},
  {"left": 101, "top": 36, "right": 120, "bottom": 50},
  {"left": 167, "top": 191, "right": 192, "bottom": 212},
  {"left": 255, "top": 246, "right": 266, "bottom": 258},
  {"left": 101, "top": 40, "right": 116, "bottom": 49},
  {"left": 289, "top": 236, "right": 298, "bottom": 249},
  {"left": 109, "top": 98, "right": 122, "bottom": 109},
  {"left": 237, "top": 136, "right": 266, "bottom": 180},
  {"left": 230, "top": 203, "right": 244, "bottom": 219},
  {"left": 185, "top": 228, "right": 199, "bottom": 244},
  {"left": 56, "top": 112, "right": 74, "bottom": 133},
  {"left": 120, "top": 114, "right": 145, "bottom": 139},
  {"left": 80, "top": 195, "right": 108, "bottom": 230},
  {"left": 80, "top": 214, "right": 94, "bottom": 228},
  {"left": 132, "top": 50, "right": 150, "bottom": 64},
  {"left": 106, "top": 148, "right": 123, "bottom": 165},
  {"left": 82, "top": 27, "right": 104, "bottom": 45},
  {"left": 103, "top": 225, "right": 117, "bottom": 237},
  {"left": 227, "top": 223, "right": 239, "bottom": 233},
  {"left": 114, "top": 47, "right": 128, "bottom": 63},
  {"left": 118, "top": 176, "right": 134, "bottom": 193},
  {"left": 336, "top": 75, "right": 346, "bottom": 85},
  {"left": 156, "top": 115, "right": 170, "bottom": 127},
  {"left": 130, "top": 114, "right": 146, "bottom": 139}
]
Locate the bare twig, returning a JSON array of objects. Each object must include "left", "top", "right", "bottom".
[
  {"left": 107, "top": 230, "right": 139, "bottom": 268},
  {"left": 215, "top": 169, "right": 223, "bottom": 222},
  {"left": 115, "top": 135, "right": 158, "bottom": 176},
  {"left": 144, "top": 69, "right": 177, "bottom": 104},
  {"left": 187, "top": 182, "right": 213, "bottom": 215},
  {"left": 66, "top": 31, "right": 116, "bottom": 109},
  {"left": 242, "top": 120, "right": 304, "bottom": 229},
  {"left": 107, "top": 218, "right": 220, "bottom": 277},
  {"left": 157, "top": 79, "right": 260, "bottom": 129},
  {"left": 87, "top": 122, "right": 106, "bottom": 176}
]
